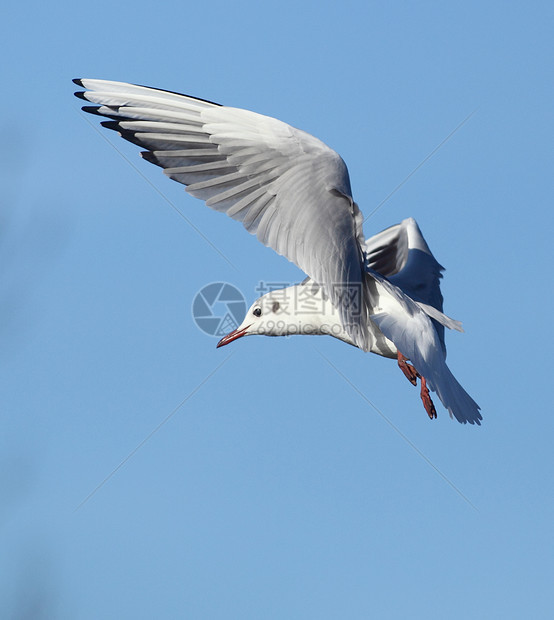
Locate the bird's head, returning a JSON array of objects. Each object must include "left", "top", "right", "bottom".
[
  {"left": 216, "top": 282, "right": 346, "bottom": 348},
  {"left": 216, "top": 289, "right": 293, "bottom": 348}
]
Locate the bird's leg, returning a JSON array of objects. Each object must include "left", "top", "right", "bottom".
[
  {"left": 397, "top": 351, "right": 437, "bottom": 419},
  {"left": 420, "top": 376, "right": 437, "bottom": 420},
  {"left": 397, "top": 351, "right": 420, "bottom": 386}
]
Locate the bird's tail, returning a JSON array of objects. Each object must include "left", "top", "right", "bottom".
[
  {"left": 427, "top": 363, "right": 482, "bottom": 425},
  {"left": 367, "top": 271, "right": 481, "bottom": 425}
]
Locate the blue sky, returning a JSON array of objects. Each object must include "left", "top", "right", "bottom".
[{"left": 1, "top": 1, "right": 553, "bottom": 617}]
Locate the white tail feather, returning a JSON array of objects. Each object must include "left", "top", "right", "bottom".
[{"left": 416, "top": 302, "right": 464, "bottom": 332}]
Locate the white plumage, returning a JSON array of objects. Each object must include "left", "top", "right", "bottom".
[{"left": 74, "top": 79, "right": 481, "bottom": 425}]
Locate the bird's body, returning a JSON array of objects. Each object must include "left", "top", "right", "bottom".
[
  {"left": 217, "top": 218, "right": 480, "bottom": 424},
  {"left": 216, "top": 278, "right": 397, "bottom": 356},
  {"left": 74, "top": 78, "right": 481, "bottom": 425}
]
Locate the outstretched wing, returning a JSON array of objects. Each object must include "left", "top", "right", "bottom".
[
  {"left": 364, "top": 217, "right": 445, "bottom": 310},
  {"left": 74, "top": 79, "right": 372, "bottom": 350},
  {"left": 365, "top": 217, "right": 451, "bottom": 350}
]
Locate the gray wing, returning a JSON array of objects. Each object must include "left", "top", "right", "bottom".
[
  {"left": 364, "top": 217, "right": 445, "bottom": 311},
  {"left": 364, "top": 217, "right": 449, "bottom": 350},
  {"left": 74, "top": 79, "right": 372, "bottom": 351}
]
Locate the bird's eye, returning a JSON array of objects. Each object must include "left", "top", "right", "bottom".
[{"left": 253, "top": 307, "right": 262, "bottom": 317}]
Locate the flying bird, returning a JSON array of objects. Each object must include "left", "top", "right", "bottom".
[{"left": 74, "top": 79, "right": 481, "bottom": 425}]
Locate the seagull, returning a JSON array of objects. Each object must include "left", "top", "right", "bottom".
[{"left": 74, "top": 79, "right": 481, "bottom": 425}]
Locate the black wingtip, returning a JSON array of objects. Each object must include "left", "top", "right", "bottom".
[
  {"left": 81, "top": 105, "right": 101, "bottom": 116},
  {"left": 74, "top": 91, "right": 88, "bottom": 101},
  {"left": 81, "top": 106, "right": 126, "bottom": 121},
  {"left": 100, "top": 120, "right": 120, "bottom": 131},
  {"left": 72, "top": 78, "right": 84, "bottom": 87},
  {"left": 135, "top": 82, "right": 222, "bottom": 107},
  {"left": 114, "top": 127, "right": 145, "bottom": 148},
  {"left": 140, "top": 151, "right": 159, "bottom": 165}
]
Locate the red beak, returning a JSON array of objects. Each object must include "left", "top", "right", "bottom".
[{"left": 216, "top": 324, "right": 251, "bottom": 348}]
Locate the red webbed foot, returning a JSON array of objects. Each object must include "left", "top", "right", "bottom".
[
  {"left": 397, "top": 351, "right": 420, "bottom": 386},
  {"left": 420, "top": 376, "right": 437, "bottom": 420}
]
